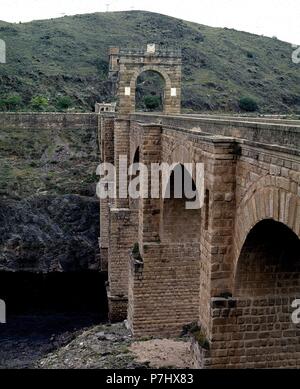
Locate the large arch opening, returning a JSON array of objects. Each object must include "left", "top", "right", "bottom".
[
  {"left": 235, "top": 219, "right": 300, "bottom": 297},
  {"left": 161, "top": 164, "right": 201, "bottom": 243},
  {"left": 135, "top": 70, "right": 165, "bottom": 113},
  {"left": 211, "top": 219, "right": 300, "bottom": 367}
]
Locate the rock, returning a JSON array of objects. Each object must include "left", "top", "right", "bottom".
[
  {"left": 35, "top": 323, "right": 148, "bottom": 369},
  {"left": 100, "top": 351, "right": 111, "bottom": 357},
  {"left": 104, "top": 334, "right": 118, "bottom": 342},
  {"left": 0, "top": 194, "right": 100, "bottom": 272}
]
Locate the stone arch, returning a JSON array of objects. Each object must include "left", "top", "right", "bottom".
[
  {"left": 112, "top": 45, "right": 181, "bottom": 114},
  {"left": 226, "top": 215, "right": 300, "bottom": 367},
  {"left": 233, "top": 184, "right": 300, "bottom": 284},
  {"left": 167, "top": 143, "right": 192, "bottom": 165},
  {"left": 130, "top": 66, "right": 172, "bottom": 90},
  {"left": 234, "top": 219, "right": 300, "bottom": 297},
  {"left": 163, "top": 143, "right": 199, "bottom": 199},
  {"left": 236, "top": 174, "right": 299, "bottom": 208},
  {"left": 165, "top": 143, "right": 204, "bottom": 191}
]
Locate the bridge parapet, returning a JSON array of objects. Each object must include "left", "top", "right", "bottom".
[{"left": 131, "top": 113, "right": 300, "bottom": 151}]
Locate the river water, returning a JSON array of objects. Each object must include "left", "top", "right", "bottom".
[
  {"left": 0, "top": 271, "right": 108, "bottom": 369},
  {"left": 0, "top": 312, "right": 106, "bottom": 368}
]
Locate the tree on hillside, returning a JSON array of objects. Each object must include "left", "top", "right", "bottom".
[
  {"left": 239, "top": 96, "right": 259, "bottom": 112},
  {"left": 0, "top": 95, "right": 22, "bottom": 111},
  {"left": 56, "top": 96, "right": 73, "bottom": 110}
]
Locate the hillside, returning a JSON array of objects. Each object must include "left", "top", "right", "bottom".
[
  {"left": 0, "top": 10, "right": 299, "bottom": 113},
  {"left": 0, "top": 114, "right": 101, "bottom": 272}
]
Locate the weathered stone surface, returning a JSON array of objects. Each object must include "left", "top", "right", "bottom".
[{"left": 0, "top": 195, "right": 100, "bottom": 272}]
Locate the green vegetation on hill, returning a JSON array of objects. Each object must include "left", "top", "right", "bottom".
[
  {"left": 0, "top": 11, "right": 299, "bottom": 113},
  {"left": 0, "top": 124, "right": 99, "bottom": 199}
]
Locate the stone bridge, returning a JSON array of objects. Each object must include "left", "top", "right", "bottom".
[{"left": 99, "top": 45, "right": 300, "bottom": 368}]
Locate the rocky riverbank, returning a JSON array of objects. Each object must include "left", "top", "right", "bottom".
[
  {"left": 36, "top": 322, "right": 194, "bottom": 369},
  {"left": 0, "top": 313, "right": 105, "bottom": 369}
]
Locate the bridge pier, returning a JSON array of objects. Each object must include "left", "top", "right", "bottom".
[
  {"left": 107, "top": 208, "right": 138, "bottom": 322},
  {"left": 127, "top": 123, "right": 201, "bottom": 336},
  {"left": 105, "top": 116, "right": 137, "bottom": 322}
]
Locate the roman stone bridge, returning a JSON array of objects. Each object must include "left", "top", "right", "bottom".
[{"left": 100, "top": 45, "right": 300, "bottom": 368}]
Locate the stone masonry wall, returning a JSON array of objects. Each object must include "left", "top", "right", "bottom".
[
  {"left": 162, "top": 196, "right": 201, "bottom": 243},
  {"left": 0, "top": 112, "right": 98, "bottom": 130},
  {"left": 107, "top": 208, "right": 138, "bottom": 322},
  {"left": 128, "top": 243, "right": 200, "bottom": 337},
  {"left": 204, "top": 296, "right": 300, "bottom": 369}
]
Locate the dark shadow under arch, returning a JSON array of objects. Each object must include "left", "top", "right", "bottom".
[
  {"left": 130, "top": 147, "right": 141, "bottom": 210},
  {"left": 161, "top": 164, "right": 201, "bottom": 244},
  {"left": 235, "top": 219, "right": 300, "bottom": 297},
  {"left": 133, "top": 147, "right": 140, "bottom": 164}
]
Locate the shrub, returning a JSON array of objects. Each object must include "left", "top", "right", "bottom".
[
  {"left": 0, "top": 95, "right": 22, "bottom": 111},
  {"left": 144, "top": 95, "right": 161, "bottom": 111},
  {"left": 30, "top": 96, "right": 49, "bottom": 111},
  {"left": 0, "top": 98, "right": 6, "bottom": 110},
  {"left": 56, "top": 96, "right": 73, "bottom": 110},
  {"left": 239, "top": 96, "right": 259, "bottom": 112},
  {"left": 186, "top": 323, "right": 210, "bottom": 350}
]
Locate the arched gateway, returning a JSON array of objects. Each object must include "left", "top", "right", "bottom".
[{"left": 108, "top": 44, "right": 181, "bottom": 114}]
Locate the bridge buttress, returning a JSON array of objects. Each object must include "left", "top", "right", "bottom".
[
  {"left": 128, "top": 123, "right": 202, "bottom": 336},
  {"left": 105, "top": 117, "right": 138, "bottom": 321},
  {"left": 198, "top": 139, "right": 237, "bottom": 337}
]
